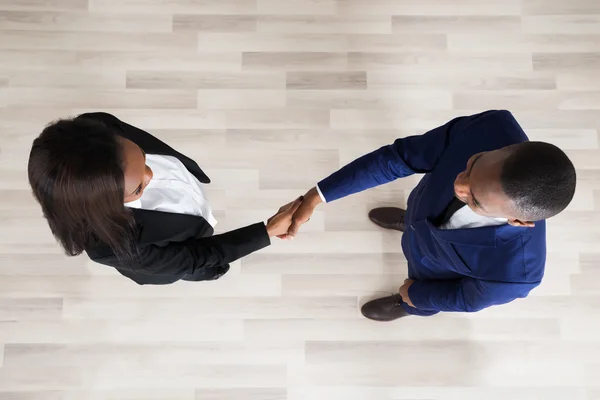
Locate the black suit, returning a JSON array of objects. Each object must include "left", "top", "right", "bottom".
[{"left": 79, "top": 112, "right": 271, "bottom": 285}]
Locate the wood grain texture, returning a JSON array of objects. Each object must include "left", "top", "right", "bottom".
[{"left": 1, "top": 0, "right": 599, "bottom": 399}]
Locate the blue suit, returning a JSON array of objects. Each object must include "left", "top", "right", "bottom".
[{"left": 318, "top": 110, "right": 546, "bottom": 316}]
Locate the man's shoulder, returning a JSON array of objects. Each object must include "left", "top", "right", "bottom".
[
  {"left": 449, "top": 110, "right": 528, "bottom": 150},
  {"left": 463, "top": 109, "right": 523, "bottom": 133},
  {"left": 462, "top": 109, "right": 517, "bottom": 126}
]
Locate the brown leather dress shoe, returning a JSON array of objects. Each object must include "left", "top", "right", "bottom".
[
  {"left": 368, "top": 207, "right": 406, "bottom": 232},
  {"left": 361, "top": 294, "right": 410, "bottom": 322}
]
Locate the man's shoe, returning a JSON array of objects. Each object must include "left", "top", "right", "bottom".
[
  {"left": 368, "top": 207, "right": 406, "bottom": 232},
  {"left": 361, "top": 294, "right": 410, "bottom": 322}
]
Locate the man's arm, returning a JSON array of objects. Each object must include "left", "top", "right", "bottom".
[
  {"left": 318, "top": 115, "right": 468, "bottom": 203},
  {"left": 286, "top": 111, "right": 507, "bottom": 237},
  {"left": 404, "top": 278, "right": 539, "bottom": 313},
  {"left": 286, "top": 116, "right": 468, "bottom": 236}
]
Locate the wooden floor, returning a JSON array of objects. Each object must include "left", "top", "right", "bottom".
[{"left": 1, "top": 0, "right": 600, "bottom": 399}]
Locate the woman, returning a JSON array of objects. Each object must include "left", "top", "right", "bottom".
[{"left": 28, "top": 112, "right": 300, "bottom": 285}]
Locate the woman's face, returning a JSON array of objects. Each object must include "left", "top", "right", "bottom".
[{"left": 120, "top": 138, "right": 153, "bottom": 203}]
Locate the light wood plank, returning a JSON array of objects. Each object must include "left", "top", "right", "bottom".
[
  {"left": 286, "top": 89, "right": 452, "bottom": 110},
  {"left": 287, "top": 71, "right": 366, "bottom": 90},
  {"left": 526, "top": 129, "right": 599, "bottom": 149},
  {"left": 242, "top": 253, "right": 407, "bottom": 274},
  {"left": 127, "top": 71, "right": 283, "bottom": 89},
  {"left": 0, "top": 31, "right": 198, "bottom": 51},
  {"left": 242, "top": 51, "right": 347, "bottom": 71},
  {"left": 448, "top": 34, "right": 600, "bottom": 53},
  {"left": 330, "top": 109, "right": 464, "bottom": 130},
  {"left": 392, "top": 16, "right": 521, "bottom": 33},
  {"left": 6, "top": 88, "right": 198, "bottom": 109},
  {"left": 62, "top": 296, "right": 359, "bottom": 319},
  {"left": 0, "top": 298, "right": 63, "bottom": 321},
  {"left": 225, "top": 128, "right": 403, "bottom": 150},
  {"left": 89, "top": 0, "right": 257, "bottom": 14},
  {"left": 0, "top": 50, "right": 242, "bottom": 71},
  {"left": 0, "top": 275, "right": 283, "bottom": 298},
  {"left": 197, "top": 89, "right": 285, "bottom": 109},
  {"left": 198, "top": 33, "right": 446, "bottom": 52},
  {"left": 557, "top": 71, "right": 600, "bottom": 90},
  {"left": 257, "top": 15, "right": 393, "bottom": 34},
  {"left": 0, "top": 390, "right": 196, "bottom": 400},
  {"left": 0, "top": 11, "right": 173, "bottom": 32},
  {"left": 349, "top": 52, "right": 533, "bottom": 72},
  {"left": 258, "top": 0, "right": 335, "bottom": 15},
  {"left": 0, "top": 0, "right": 87, "bottom": 11},
  {"left": 2, "top": 342, "right": 303, "bottom": 367},
  {"left": 534, "top": 53, "right": 600, "bottom": 71},
  {"left": 453, "top": 90, "right": 563, "bottom": 110},
  {"left": 6, "top": 70, "right": 125, "bottom": 88},
  {"left": 523, "top": 15, "right": 600, "bottom": 34},
  {"left": 173, "top": 14, "right": 257, "bottom": 32},
  {"left": 337, "top": 0, "right": 521, "bottom": 16},
  {"left": 368, "top": 71, "right": 557, "bottom": 90},
  {"left": 0, "top": 365, "right": 287, "bottom": 390},
  {"left": 0, "top": 320, "right": 244, "bottom": 343},
  {"left": 522, "top": 0, "right": 600, "bottom": 15}
]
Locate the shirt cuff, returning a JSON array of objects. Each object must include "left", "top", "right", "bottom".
[{"left": 315, "top": 184, "right": 327, "bottom": 203}]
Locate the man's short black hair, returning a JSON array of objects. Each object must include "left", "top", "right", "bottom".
[{"left": 501, "top": 141, "right": 576, "bottom": 221}]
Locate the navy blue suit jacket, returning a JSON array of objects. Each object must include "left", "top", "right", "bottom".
[{"left": 318, "top": 110, "right": 546, "bottom": 315}]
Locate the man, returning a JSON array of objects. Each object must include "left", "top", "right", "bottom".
[{"left": 286, "top": 110, "right": 576, "bottom": 320}]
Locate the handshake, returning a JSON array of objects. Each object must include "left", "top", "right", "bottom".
[{"left": 265, "top": 187, "right": 323, "bottom": 240}]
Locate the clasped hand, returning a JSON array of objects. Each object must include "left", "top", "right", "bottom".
[{"left": 265, "top": 187, "right": 322, "bottom": 240}]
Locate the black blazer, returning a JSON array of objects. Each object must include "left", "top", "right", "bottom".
[{"left": 79, "top": 112, "right": 271, "bottom": 285}]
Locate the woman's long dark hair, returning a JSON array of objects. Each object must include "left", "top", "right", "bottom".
[{"left": 28, "top": 117, "right": 136, "bottom": 259}]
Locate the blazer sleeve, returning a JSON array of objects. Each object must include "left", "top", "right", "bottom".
[
  {"left": 407, "top": 277, "right": 540, "bottom": 313},
  {"left": 118, "top": 222, "right": 271, "bottom": 278},
  {"left": 317, "top": 111, "right": 498, "bottom": 203}
]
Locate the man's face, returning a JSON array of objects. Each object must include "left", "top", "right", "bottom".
[{"left": 453, "top": 145, "right": 534, "bottom": 227}]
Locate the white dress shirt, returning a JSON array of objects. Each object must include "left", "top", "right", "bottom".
[
  {"left": 125, "top": 154, "right": 218, "bottom": 228},
  {"left": 438, "top": 203, "right": 507, "bottom": 230},
  {"left": 316, "top": 184, "right": 507, "bottom": 230}
]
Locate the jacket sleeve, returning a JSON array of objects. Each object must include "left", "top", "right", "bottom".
[
  {"left": 118, "top": 222, "right": 271, "bottom": 278},
  {"left": 407, "top": 278, "right": 539, "bottom": 313},
  {"left": 317, "top": 111, "right": 500, "bottom": 203}
]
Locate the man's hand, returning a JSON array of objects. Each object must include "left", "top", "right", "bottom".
[
  {"left": 266, "top": 197, "right": 304, "bottom": 238},
  {"left": 399, "top": 279, "right": 416, "bottom": 308},
  {"left": 287, "top": 187, "right": 323, "bottom": 238}
]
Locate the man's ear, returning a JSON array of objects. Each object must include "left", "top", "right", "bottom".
[{"left": 508, "top": 218, "right": 535, "bottom": 228}]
